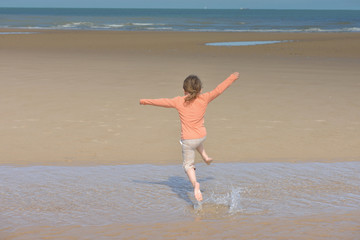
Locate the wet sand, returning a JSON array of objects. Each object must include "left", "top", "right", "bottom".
[
  {"left": 1, "top": 162, "right": 360, "bottom": 239},
  {"left": 0, "top": 30, "right": 359, "bottom": 166},
  {"left": 5, "top": 213, "right": 359, "bottom": 240}
]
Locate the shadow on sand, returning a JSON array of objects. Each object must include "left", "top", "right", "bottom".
[{"left": 134, "top": 176, "right": 213, "bottom": 205}]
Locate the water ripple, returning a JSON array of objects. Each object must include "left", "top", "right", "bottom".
[{"left": 1, "top": 162, "right": 360, "bottom": 230}]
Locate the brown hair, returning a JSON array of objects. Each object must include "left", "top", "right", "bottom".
[{"left": 183, "top": 75, "right": 202, "bottom": 102}]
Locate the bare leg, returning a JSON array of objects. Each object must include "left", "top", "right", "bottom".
[
  {"left": 186, "top": 167, "right": 203, "bottom": 202},
  {"left": 196, "top": 143, "right": 213, "bottom": 165}
]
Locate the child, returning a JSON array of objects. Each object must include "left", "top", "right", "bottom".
[{"left": 140, "top": 72, "right": 239, "bottom": 202}]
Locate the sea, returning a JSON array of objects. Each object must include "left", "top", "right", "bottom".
[{"left": 0, "top": 8, "right": 359, "bottom": 32}]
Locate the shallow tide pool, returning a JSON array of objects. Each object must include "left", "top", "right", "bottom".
[
  {"left": 1, "top": 162, "right": 360, "bottom": 227},
  {"left": 205, "top": 40, "right": 289, "bottom": 46}
]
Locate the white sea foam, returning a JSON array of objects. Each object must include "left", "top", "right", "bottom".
[
  {"left": 346, "top": 27, "right": 360, "bottom": 32},
  {"left": 132, "top": 23, "right": 155, "bottom": 26},
  {"left": 59, "top": 22, "right": 94, "bottom": 28},
  {"left": 107, "top": 24, "right": 125, "bottom": 28},
  {"left": 223, "top": 28, "right": 360, "bottom": 33},
  {"left": 54, "top": 22, "right": 171, "bottom": 30},
  {"left": 189, "top": 28, "right": 219, "bottom": 32},
  {"left": 57, "top": 22, "right": 125, "bottom": 30},
  {"left": 147, "top": 27, "right": 173, "bottom": 30},
  {"left": 304, "top": 28, "right": 325, "bottom": 32}
]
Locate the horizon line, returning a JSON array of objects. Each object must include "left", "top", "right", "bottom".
[{"left": 0, "top": 7, "right": 359, "bottom": 11}]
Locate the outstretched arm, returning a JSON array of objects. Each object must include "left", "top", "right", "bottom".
[
  {"left": 140, "top": 97, "right": 177, "bottom": 108},
  {"left": 205, "top": 72, "right": 239, "bottom": 102}
]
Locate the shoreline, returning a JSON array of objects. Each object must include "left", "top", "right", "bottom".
[
  {"left": 1, "top": 30, "right": 359, "bottom": 166},
  {"left": 1, "top": 29, "right": 360, "bottom": 57}
]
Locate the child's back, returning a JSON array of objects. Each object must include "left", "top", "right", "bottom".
[{"left": 140, "top": 72, "right": 239, "bottom": 140}]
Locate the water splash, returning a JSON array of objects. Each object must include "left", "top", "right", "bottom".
[
  {"left": 194, "top": 186, "right": 245, "bottom": 217},
  {"left": 194, "top": 201, "right": 202, "bottom": 212},
  {"left": 228, "top": 187, "right": 243, "bottom": 214}
]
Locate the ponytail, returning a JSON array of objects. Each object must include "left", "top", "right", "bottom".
[{"left": 183, "top": 75, "right": 202, "bottom": 102}]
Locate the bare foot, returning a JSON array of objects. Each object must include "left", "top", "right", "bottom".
[{"left": 194, "top": 182, "right": 203, "bottom": 202}]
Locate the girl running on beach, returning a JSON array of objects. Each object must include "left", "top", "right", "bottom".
[{"left": 140, "top": 72, "right": 239, "bottom": 202}]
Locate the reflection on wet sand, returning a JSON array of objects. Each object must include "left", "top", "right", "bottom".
[{"left": 1, "top": 162, "right": 360, "bottom": 239}]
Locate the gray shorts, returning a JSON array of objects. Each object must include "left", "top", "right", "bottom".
[{"left": 180, "top": 136, "right": 206, "bottom": 172}]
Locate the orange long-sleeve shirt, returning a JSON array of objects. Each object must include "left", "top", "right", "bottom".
[{"left": 140, "top": 73, "right": 238, "bottom": 140}]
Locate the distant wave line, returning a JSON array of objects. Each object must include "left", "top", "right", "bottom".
[{"left": 1, "top": 24, "right": 359, "bottom": 32}]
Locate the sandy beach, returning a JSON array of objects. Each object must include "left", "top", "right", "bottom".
[
  {"left": 1, "top": 30, "right": 359, "bottom": 166},
  {"left": 1, "top": 29, "right": 360, "bottom": 240}
]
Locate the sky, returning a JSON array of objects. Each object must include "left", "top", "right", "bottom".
[{"left": 0, "top": 0, "right": 360, "bottom": 10}]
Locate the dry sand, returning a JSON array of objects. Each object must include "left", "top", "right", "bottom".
[{"left": 1, "top": 30, "right": 359, "bottom": 166}]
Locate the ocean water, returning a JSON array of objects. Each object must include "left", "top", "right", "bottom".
[
  {"left": 1, "top": 162, "right": 360, "bottom": 239},
  {"left": 0, "top": 8, "right": 359, "bottom": 32}
]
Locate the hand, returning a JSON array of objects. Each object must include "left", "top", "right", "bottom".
[{"left": 232, "top": 72, "right": 240, "bottom": 79}]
